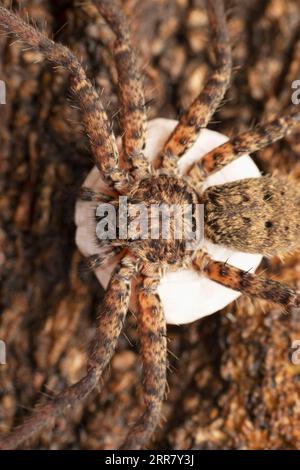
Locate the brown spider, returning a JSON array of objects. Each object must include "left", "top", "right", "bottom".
[{"left": 1, "top": 0, "right": 300, "bottom": 450}]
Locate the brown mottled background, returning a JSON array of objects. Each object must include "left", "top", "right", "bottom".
[{"left": 1, "top": 0, "right": 300, "bottom": 449}]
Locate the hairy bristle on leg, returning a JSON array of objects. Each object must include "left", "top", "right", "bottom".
[
  {"left": 0, "top": 6, "right": 129, "bottom": 191},
  {"left": 78, "top": 186, "right": 113, "bottom": 202},
  {"left": 193, "top": 254, "right": 300, "bottom": 308},
  {"left": 159, "top": 0, "right": 232, "bottom": 172},
  {"left": 94, "top": 0, "right": 150, "bottom": 178},
  {"left": 120, "top": 276, "right": 167, "bottom": 450},
  {"left": 84, "top": 249, "right": 123, "bottom": 270},
  {"left": 0, "top": 256, "right": 136, "bottom": 449},
  {"left": 187, "top": 109, "right": 300, "bottom": 188}
]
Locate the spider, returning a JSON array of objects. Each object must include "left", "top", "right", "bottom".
[{"left": 1, "top": 0, "right": 300, "bottom": 450}]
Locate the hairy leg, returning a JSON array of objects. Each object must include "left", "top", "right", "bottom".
[
  {"left": 0, "top": 256, "right": 136, "bottom": 450},
  {"left": 78, "top": 186, "right": 114, "bottom": 202},
  {"left": 120, "top": 276, "right": 167, "bottom": 450},
  {"left": 94, "top": 0, "right": 150, "bottom": 178},
  {"left": 84, "top": 250, "right": 123, "bottom": 270},
  {"left": 160, "top": 0, "right": 232, "bottom": 171},
  {"left": 193, "top": 252, "right": 300, "bottom": 308},
  {"left": 0, "top": 6, "right": 128, "bottom": 190},
  {"left": 187, "top": 109, "right": 300, "bottom": 189}
]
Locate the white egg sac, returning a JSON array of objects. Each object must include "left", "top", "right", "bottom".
[{"left": 75, "top": 119, "right": 263, "bottom": 325}]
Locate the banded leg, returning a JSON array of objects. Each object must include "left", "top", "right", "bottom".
[
  {"left": 120, "top": 276, "right": 167, "bottom": 450},
  {"left": 193, "top": 253, "right": 300, "bottom": 308},
  {"left": 84, "top": 249, "right": 123, "bottom": 270},
  {"left": 94, "top": 0, "right": 150, "bottom": 178},
  {"left": 78, "top": 186, "right": 113, "bottom": 202},
  {"left": 160, "top": 0, "right": 232, "bottom": 171},
  {"left": 0, "top": 256, "right": 136, "bottom": 450},
  {"left": 0, "top": 6, "right": 128, "bottom": 190},
  {"left": 187, "top": 110, "right": 300, "bottom": 189}
]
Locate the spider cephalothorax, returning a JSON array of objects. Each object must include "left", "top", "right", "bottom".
[
  {"left": 1, "top": 0, "right": 300, "bottom": 451},
  {"left": 101, "top": 174, "right": 201, "bottom": 266}
]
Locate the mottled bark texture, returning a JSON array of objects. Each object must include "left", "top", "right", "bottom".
[{"left": 1, "top": 0, "right": 300, "bottom": 449}]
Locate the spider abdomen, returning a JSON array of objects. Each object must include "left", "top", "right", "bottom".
[{"left": 204, "top": 176, "right": 300, "bottom": 256}]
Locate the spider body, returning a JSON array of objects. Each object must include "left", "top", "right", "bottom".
[
  {"left": 99, "top": 171, "right": 300, "bottom": 277},
  {"left": 109, "top": 174, "right": 200, "bottom": 265},
  {"left": 1, "top": 0, "right": 300, "bottom": 451}
]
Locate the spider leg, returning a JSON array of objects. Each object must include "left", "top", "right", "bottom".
[
  {"left": 84, "top": 249, "right": 123, "bottom": 270},
  {"left": 0, "top": 6, "right": 129, "bottom": 191},
  {"left": 187, "top": 109, "right": 300, "bottom": 188},
  {"left": 78, "top": 186, "right": 114, "bottom": 202},
  {"left": 120, "top": 275, "right": 167, "bottom": 450},
  {"left": 94, "top": 0, "right": 150, "bottom": 179},
  {"left": 192, "top": 252, "right": 300, "bottom": 308},
  {"left": 0, "top": 256, "right": 136, "bottom": 450},
  {"left": 160, "top": 0, "right": 232, "bottom": 172}
]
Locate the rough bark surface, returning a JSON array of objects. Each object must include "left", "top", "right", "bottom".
[{"left": 0, "top": 0, "right": 300, "bottom": 449}]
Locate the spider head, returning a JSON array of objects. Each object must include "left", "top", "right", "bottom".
[
  {"left": 204, "top": 175, "right": 300, "bottom": 257},
  {"left": 122, "top": 175, "right": 202, "bottom": 266}
]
